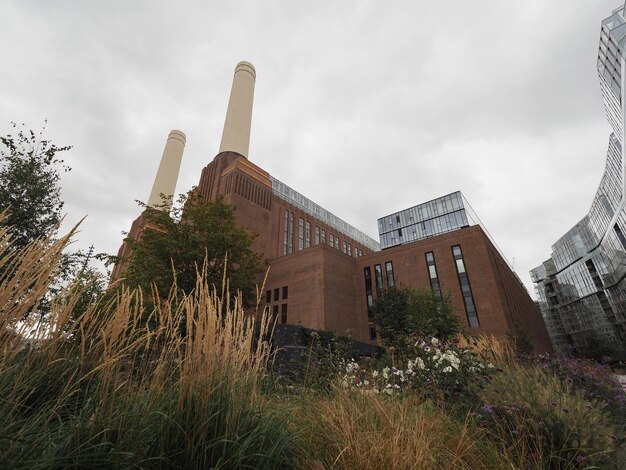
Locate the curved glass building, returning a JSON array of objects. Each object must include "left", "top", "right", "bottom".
[{"left": 531, "top": 4, "right": 626, "bottom": 354}]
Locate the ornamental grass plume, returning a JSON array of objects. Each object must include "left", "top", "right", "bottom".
[
  {"left": 0, "top": 213, "right": 299, "bottom": 468},
  {"left": 295, "top": 388, "right": 505, "bottom": 469}
]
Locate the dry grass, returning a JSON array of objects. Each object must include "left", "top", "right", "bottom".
[
  {"left": 457, "top": 334, "right": 516, "bottom": 367},
  {"left": 0, "top": 213, "right": 296, "bottom": 468},
  {"left": 295, "top": 388, "right": 506, "bottom": 470}
]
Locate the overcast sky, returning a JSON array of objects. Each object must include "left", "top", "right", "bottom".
[{"left": 0, "top": 1, "right": 619, "bottom": 296}]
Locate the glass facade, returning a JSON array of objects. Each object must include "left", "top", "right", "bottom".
[
  {"left": 377, "top": 191, "right": 479, "bottom": 249},
  {"left": 271, "top": 176, "right": 380, "bottom": 251},
  {"left": 531, "top": 6, "right": 626, "bottom": 354}
]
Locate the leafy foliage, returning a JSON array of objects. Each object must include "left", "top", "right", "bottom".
[
  {"left": 341, "top": 337, "right": 496, "bottom": 404},
  {"left": 475, "top": 365, "right": 622, "bottom": 468},
  {"left": 119, "top": 190, "right": 264, "bottom": 307},
  {"left": 371, "top": 286, "right": 461, "bottom": 352},
  {"left": 0, "top": 121, "right": 71, "bottom": 250}
]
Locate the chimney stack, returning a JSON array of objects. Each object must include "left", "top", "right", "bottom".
[
  {"left": 219, "top": 61, "right": 256, "bottom": 158},
  {"left": 147, "top": 129, "right": 186, "bottom": 209}
]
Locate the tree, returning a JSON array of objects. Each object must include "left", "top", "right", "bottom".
[
  {"left": 371, "top": 286, "right": 460, "bottom": 351},
  {"left": 0, "top": 121, "right": 71, "bottom": 250},
  {"left": 118, "top": 190, "right": 264, "bottom": 307}
]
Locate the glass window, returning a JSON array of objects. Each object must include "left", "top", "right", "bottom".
[
  {"left": 369, "top": 323, "right": 377, "bottom": 340},
  {"left": 283, "top": 210, "right": 288, "bottom": 255},
  {"left": 282, "top": 285, "right": 288, "bottom": 299},
  {"left": 330, "top": 233, "right": 334, "bottom": 247},
  {"left": 298, "top": 218, "right": 304, "bottom": 250},
  {"left": 315, "top": 226, "right": 320, "bottom": 245},
  {"left": 385, "top": 261, "right": 395, "bottom": 287},
  {"left": 281, "top": 304, "right": 288, "bottom": 324},
  {"left": 273, "top": 288, "right": 279, "bottom": 302},
  {"left": 374, "top": 264, "right": 384, "bottom": 296},
  {"left": 305, "top": 221, "right": 311, "bottom": 248},
  {"left": 321, "top": 229, "right": 326, "bottom": 245},
  {"left": 364, "top": 267, "right": 373, "bottom": 314},
  {"left": 425, "top": 251, "right": 441, "bottom": 301},
  {"left": 288, "top": 212, "right": 294, "bottom": 254},
  {"left": 265, "top": 290, "right": 271, "bottom": 303},
  {"left": 451, "top": 245, "right": 479, "bottom": 328},
  {"left": 348, "top": 244, "right": 352, "bottom": 256},
  {"left": 343, "top": 241, "right": 347, "bottom": 253}
]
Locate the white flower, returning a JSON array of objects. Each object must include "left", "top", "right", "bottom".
[
  {"left": 416, "top": 358, "right": 425, "bottom": 370},
  {"left": 372, "top": 370, "right": 379, "bottom": 378},
  {"left": 431, "top": 337, "right": 439, "bottom": 345},
  {"left": 382, "top": 366, "right": 390, "bottom": 379},
  {"left": 442, "top": 366, "right": 453, "bottom": 373}
]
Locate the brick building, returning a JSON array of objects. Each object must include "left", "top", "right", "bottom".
[{"left": 114, "top": 61, "right": 552, "bottom": 352}]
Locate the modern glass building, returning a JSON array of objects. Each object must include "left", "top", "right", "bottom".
[
  {"left": 377, "top": 191, "right": 479, "bottom": 249},
  {"left": 530, "top": 4, "right": 626, "bottom": 354}
]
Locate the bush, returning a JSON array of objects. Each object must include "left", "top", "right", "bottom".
[
  {"left": 534, "top": 353, "right": 626, "bottom": 427},
  {"left": 340, "top": 337, "right": 496, "bottom": 405},
  {"left": 476, "top": 365, "right": 622, "bottom": 468}
]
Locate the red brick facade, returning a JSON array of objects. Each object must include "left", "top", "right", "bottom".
[{"left": 114, "top": 150, "right": 552, "bottom": 352}]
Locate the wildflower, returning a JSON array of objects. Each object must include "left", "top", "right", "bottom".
[
  {"left": 382, "top": 366, "right": 390, "bottom": 379},
  {"left": 431, "top": 337, "right": 439, "bottom": 346},
  {"left": 482, "top": 404, "right": 494, "bottom": 414},
  {"left": 442, "top": 366, "right": 452, "bottom": 373},
  {"left": 372, "top": 370, "right": 379, "bottom": 378}
]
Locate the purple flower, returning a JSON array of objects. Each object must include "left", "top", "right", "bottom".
[
  {"left": 482, "top": 404, "right": 494, "bottom": 414},
  {"left": 576, "top": 455, "right": 588, "bottom": 464}
]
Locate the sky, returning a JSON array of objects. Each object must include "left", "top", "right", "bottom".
[{"left": 0, "top": 0, "right": 620, "bottom": 296}]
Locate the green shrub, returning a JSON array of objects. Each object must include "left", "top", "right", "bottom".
[{"left": 476, "top": 365, "right": 621, "bottom": 468}]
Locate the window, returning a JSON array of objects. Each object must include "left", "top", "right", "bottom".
[
  {"left": 282, "top": 285, "right": 288, "bottom": 299},
  {"left": 298, "top": 218, "right": 304, "bottom": 250},
  {"left": 425, "top": 251, "right": 441, "bottom": 301},
  {"left": 315, "top": 226, "right": 320, "bottom": 245},
  {"left": 374, "top": 264, "right": 384, "bottom": 297},
  {"left": 273, "top": 288, "right": 279, "bottom": 302},
  {"left": 281, "top": 304, "right": 288, "bottom": 324},
  {"left": 283, "top": 210, "right": 288, "bottom": 255},
  {"left": 348, "top": 244, "right": 352, "bottom": 256},
  {"left": 364, "top": 267, "right": 374, "bottom": 313},
  {"left": 369, "top": 323, "right": 377, "bottom": 340},
  {"left": 342, "top": 241, "right": 347, "bottom": 253},
  {"left": 265, "top": 290, "right": 271, "bottom": 303},
  {"left": 615, "top": 224, "right": 626, "bottom": 250},
  {"left": 272, "top": 305, "right": 279, "bottom": 320},
  {"left": 336, "top": 237, "right": 340, "bottom": 250},
  {"left": 451, "top": 245, "right": 479, "bottom": 328},
  {"left": 305, "top": 221, "right": 311, "bottom": 248},
  {"left": 321, "top": 229, "right": 326, "bottom": 245},
  {"left": 385, "top": 261, "right": 395, "bottom": 287},
  {"left": 288, "top": 212, "right": 294, "bottom": 254},
  {"left": 330, "top": 233, "right": 334, "bottom": 247}
]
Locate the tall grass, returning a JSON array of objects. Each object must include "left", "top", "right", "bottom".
[
  {"left": 294, "top": 388, "right": 509, "bottom": 469},
  {"left": 0, "top": 215, "right": 298, "bottom": 468}
]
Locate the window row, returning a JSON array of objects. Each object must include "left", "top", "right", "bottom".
[
  {"left": 283, "top": 209, "right": 365, "bottom": 257},
  {"left": 265, "top": 285, "right": 288, "bottom": 303},
  {"left": 362, "top": 245, "right": 480, "bottom": 329},
  {"left": 269, "top": 303, "right": 288, "bottom": 324}
]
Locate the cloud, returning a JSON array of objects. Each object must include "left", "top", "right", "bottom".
[{"left": 0, "top": 0, "right": 618, "bottom": 293}]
